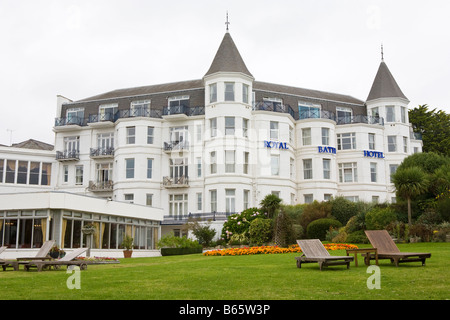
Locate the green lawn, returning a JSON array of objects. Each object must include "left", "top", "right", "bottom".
[{"left": 1, "top": 242, "right": 449, "bottom": 300}]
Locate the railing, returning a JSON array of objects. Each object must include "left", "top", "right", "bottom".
[
  {"left": 56, "top": 150, "right": 80, "bottom": 161},
  {"left": 298, "top": 109, "right": 336, "bottom": 121},
  {"left": 163, "top": 105, "right": 205, "bottom": 116},
  {"left": 162, "top": 175, "right": 189, "bottom": 187},
  {"left": 410, "top": 131, "right": 422, "bottom": 140},
  {"left": 88, "top": 180, "right": 113, "bottom": 192},
  {"left": 253, "top": 101, "right": 295, "bottom": 118},
  {"left": 336, "top": 115, "right": 384, "bottom": 126},
  {"left": 55, "top": 116, "right": 86, "bottom": 127},
  {"left": 161, "top": 211, "right": 236, "bottom": 225},
  {"left": 163, "top": 141, "right": 189, "bottom": 152},
  {"left": 90, "top": 147, "right": 114, "bottom": 157}
]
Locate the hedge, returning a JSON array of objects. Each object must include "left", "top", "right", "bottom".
[{"left": 306, "top": 218, "right": 342, "bottom": 240}]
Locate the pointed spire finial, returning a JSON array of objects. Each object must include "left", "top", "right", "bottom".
[
  {"left": 225, "top": 11, "right": 230, "bottom": 32},
  {"left": 381, "top": 43, "right": 384, "bottom": 61}
]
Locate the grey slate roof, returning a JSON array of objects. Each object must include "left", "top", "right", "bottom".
[
  {"left": 204, "top": 32, "right": 253, "bottom": 77},
  {"left": 367, "top": 61, "right": 408, "bottom": 101},
  {"left": 11, "top": 139, "right": 54, "bottom": 151}
]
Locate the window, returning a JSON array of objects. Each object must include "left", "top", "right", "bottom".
[
  {"left": 63, "top": 165, "right": 68, "bottom": 183},
  {"left": 99, "top": 103, "right": 118, "bottom": 121},
  {"left": 243, "top": 152, "right": 249, "bottom": 174},
  {"left": 386, "top": 106, "right": 395, "bottom": 122},
  {"left": 96, "top": 163, "right": 113, "bottom": 185},
  {"left": 370, "top": 162, "right": 377, "bottom": 182},
  {"left": 303, "top": 159, "right": 312, "bottom": 179},
  {"left": 389, "top": 164, "right": 398, "bottom": 183},
  {"left": 225, "top": 117, "right": 235, "bottom": 135},
  {"left": 29, "top": 162, "right": 40, "bottom": 185},
  {"left": 66, "top": 107, "right": 84, "bottom": 125},
  {"left": 225, "top": 189, "right": 236, "bottom": 213},
  {"left": 388, "top": 136, "right": 397, "bottom": 152},
  {"left": 337, "top": 133, "right": 356, "bottom": 150},
  {"left": 130, "top": 100, "right": 150, "bottom": 116},
  {"left": 147, "top": 158, "right": 153, "bottom": 179},
  {"left": 401, "top": 107, "right": 407, "bottom": 123},
  {"left": 197, "top": 193, "right": 202, "bottom": 211},
  {"left": 169, "top": 126, "right": 188, "bottom": 145},
  {"left": 339, "top": 162, "right": 358, "bottom": 183},
  {"left": 243, "top": 84, "right": 249, "bottom": 104},
  {"left": 169, "top": 158, "right": 188, "bottom": 180},
  {"left": 336, "top": 106, "right": 352, "bottom": 124},
  {"left": 64, "top": 136, "right": 80, "bottom": 157},
  {"left": 345, "top": 196, "right": 359, "bottom": 202},
  {"left": 243, "top": 190, "right": 250, "bottom": 210},
  {"left": 75, "top": 165, "right": 83, "bottom": 185},
  {"left": 147, "top": 127, "right": 154, "bottom": 144},
  {"left": 41, "top": 163, "right": 52, "bottom": 186},
  {"left": 324, "top": 194, "right": 332, "bottom": 201},
  {"left": 5, "top": 160, "right": 15, "bottom": 183},
  {"left": 196, "top": 125, "right": 202, "bottom": 142},
  {"left": 0, "top": 159, "right": 3, "bottom": 183},
  {"left": 210, "top": 151, "right": 217, "bottom": 174},
  {"left": 323, "top": 159, "right": 331, "bottom": 179},
  {"left": 371, "top": 107, "right": 379, "bottom": 118},
  {"left": 210, "top": 118, "right": 217, "bottom": 137},
  {"left": 196, "top": 157, "right": 202, "bottom": 177},
  {"left": 169, "top": 194, "right": 188, "bottom": 218},
  {"left": 168, "top": 95, "right": 189, "bottom": 108},
  {"left": 126, "top": 127, "right": 135, "bottom": 144},
  {"left": 225, "top": 82, "right": 235, "bottom": 101},
  {"left": 372, "top": 196, "right": 379, "bottom": 203},
  {"left": 368, "top": 133, "right": 375, "bottom": 150},
  {"left": 322, "top": 128, "right": 330, "bottom": 145},
  {"left": 270, "top": 121, "right": 279, "bottom": 140},
  {"left": 17, "top": 161, "right": 28, "bottom": 184},
  {"left": 225, "top": 150, "right": 235, "bottom": 173},
  {"left": 298, "top": 102, "right": 320, "bottom": 119},
  {"left": 124, "top": 194, "right": 134, "bottom": 203},
  {"left": 302, "top": 128, "right": 311, "bottom": 146},
  {"left": 304, "top": 194, "right": 313, "bottom": 204},
  {"left": 242, "top": 119, "right": 248, "bottom": 137},
  {"left": 210, "top": 190, "right": 217, "bottom": 212},
  {"left": 403, "top": 136, "right": 408, "bottom": 153},
  {"left": 97, "top": 132, "right": 114, "bottom": 152},
  {"left": 289, "top": 126, "right": 294, "bottom": 144},
  {"left": 146, "top": 194, "right": 153, "bottom": 206},
  {"left": 290, "top": 158, "right": 295, "bottom": 179},
  {"left": 126, "top": 159, "right": 135, "bottom": 179},
  {"left": 210, "top": 83, "right": 217, "bottom": 103},
  {"left": 271, "top": 155, "right": 280, "bottom": 176}
]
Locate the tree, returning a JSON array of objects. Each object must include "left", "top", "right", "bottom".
[
  {"left": 260, "top": 194, "right": 282, "bottom": 218},
  {"left": 409, "top": 105, "right": 450, "bottom": 156},
  {"left": 392, "top": 166, "right": 429, "bottom": 226}
]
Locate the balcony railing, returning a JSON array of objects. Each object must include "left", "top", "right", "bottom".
[
  {"left": 163, "top": 140, "right": 189, "bottom": 152},
  {"left": 163, "top": 105, "right": 205, "bottom": 116},
  {"left": 298, "top": 109, "right": 336, "bottom": 121},
  {"left": 56, "top": 150, "right": 79, "bottom": 161},
  {"left": 90, "top": 147, "right": 114, "bottom": 158},
  {"left": 336, "top": 115, "right": 384, "bottom": 126},
  {"left": 55, "top": 116, "right": 86, "bottom": 127},
  {"left": 161, "top": 211, "right": 236, "bottom": 225},
  {"left": 253, "top": 101, "right": 295, "bottom": 119},
  {"left": 88, "top": 180, "right": 113, "bottom": 192},
  {"left": 162, "top": 175, "right": 189, "bottom": 188}
]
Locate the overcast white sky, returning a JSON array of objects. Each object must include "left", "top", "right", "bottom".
[{"left": 1, "top": 0, "right": 449, "bottom": 146}]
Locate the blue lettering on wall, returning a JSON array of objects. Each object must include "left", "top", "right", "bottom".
[
  {"left": 318, "top": 146, "right": 336, "bottom": 154},
  {"left": 363, "top": 150, "right": 385, "bottom": 158},
  {"left": 264, "top": 141, "right": 289, "bottom": 150}
]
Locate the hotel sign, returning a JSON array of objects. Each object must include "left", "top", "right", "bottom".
[
  {"left": 264, "top": 140, "right": 289, "bottom": 150},
  {"left": 318, "top": 146, "right": 336, "bottom": 154},
  {"left": 364, "top": 150, "right": 385, "bottom": 158}
]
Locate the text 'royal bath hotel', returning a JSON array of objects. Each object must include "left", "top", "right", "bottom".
[{"left": 4, "top": 27, "right": 422, "bottom": 239}]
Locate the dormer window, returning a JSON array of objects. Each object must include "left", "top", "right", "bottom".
[
  {"left": 66, "top": 108, "right": 84, "bottom": 125},
  {"left": 169, "top": 95, "right": 190, "bottom": 108},
  {"left": 99, "top": 103, "right": 118, "bottom": 121},
  {"left": 130, "top": 100, "right": 150, "bottom": 117}
]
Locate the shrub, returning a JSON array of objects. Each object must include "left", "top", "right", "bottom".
[
  {"left": 365, "top": 207, "right": 397, "bottom": 230},
  {"left": 282, "top": 204, "right": 307, "bottom": 224},
  {"left": 249, "top": 218, "right": 273, "bottom": 246},
  {"left": 409, "top": 223, "right": 433, "bottom": 242},
  {"left": 346, "top": 230, "right": 369, "bottom": 244},
  {"left": 221, "top": 208, "right": 266, "bottom": 242},
  {"left": 299, "top": 201, "right": 332, "bottom": 231},
  {"left": 330, "top": 196, "right": 358, "bottom": 225},
  {"left": 192, "top": 225, "right": 217, "bottom": 247},
  {"left": 273, "top": 210, "right": 296, "bottom": 247},
  {"left": 157, "top": 233, "right": 201, "bottom": 249},
  {"left": 306, "top": 218, "right": 342, "bottom": 240}
]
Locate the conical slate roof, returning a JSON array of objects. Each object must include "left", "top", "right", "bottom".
[
  {"left": 367, "top": 61, "right": 408, "bottom": 101},
  {"left": 204, "top": 32, "right": 253, "bottom": 77}
]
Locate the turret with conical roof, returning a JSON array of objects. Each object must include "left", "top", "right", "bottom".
[{"left": 367, "top": 60, "right": 408, "bottom": 102}]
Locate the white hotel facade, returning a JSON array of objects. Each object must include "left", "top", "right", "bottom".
[{"left": 0, "top": 30, "right": 422, "bottom": 256}]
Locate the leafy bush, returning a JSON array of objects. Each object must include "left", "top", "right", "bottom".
[
  {"left": 346, "top": 230, "right": 369, "bottom": 244},
  {"left": 273, "top": 210, "right": 297, "bottom": 247},
  {"left": 157, "top": 233, "right": 201, "bottom": 249},
  {"left": 282, "top": 204, "right": 307, "bottom": 224},
  {"left": 192, "top": 225, "right": 217, "bottom": 247},
  {"left": 249, "top": 218, "right": 273, "bottom": 246},
  {"left": 365, "top": 207, "right": 397, "bottom": 230},
  {"left": 330, "top": 196, "right": 358, "bottom": 225},
  {"left": 409, "top": 223, "right": 433, "bottom": 242},
  {"left": 306, "top": 218, "right": 342, "bottom": 240},
  {"left": 299, "top": 201, "right": 332, "bottom": 231},
  {"left": 221, "top": 208, "right": 266, "bottom": 242}
]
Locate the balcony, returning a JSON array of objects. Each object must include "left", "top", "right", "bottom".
[
  {"left": 163, "top": 141, "right": 189, "bottom": 153},
  {"left": 336, "top": 115, "right": 384, "bottom": 126},
  {"left": 90, "top": 147, "right": 114, "bottom": 158},
  {"left": 56, "top": 150, "right": 79, "bottom": 162},
  {"left": 162, "top": 175, "right": 189, "bottom": 188},
  {"left": 88, "top": 180, "right": 113, "bottom": 192},
  {"left": 163, "top": 105, "right": 205, "bottom": 117},
  {"left": 253, "top": 101, "right": 295, "bottom": 119},
  {"left": 161, "top": 211, "right": 235, "bottom": 225}
]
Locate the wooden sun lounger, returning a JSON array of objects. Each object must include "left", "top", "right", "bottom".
[
  {"left": 295, "top": 239, "right": 354, "bottom": 271},
  {"left": 0, "top": 246, "right": 19, "bottom": 271},
  {"left": 16, "top": 240, "right": 56, "bottom": 261},
  {"left": 364, "top": 230, "right": 431, "bottom": 267},
  {"left": 24, "top": 248, "right": 89, "bottom": 272}
]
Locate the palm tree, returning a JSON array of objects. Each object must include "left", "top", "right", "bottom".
[
  {"left": 259, "top": 194, "right": 282, "bottom": 219},
  {"left": 391, "top": 166, "right": 429, "bottom": 226}
]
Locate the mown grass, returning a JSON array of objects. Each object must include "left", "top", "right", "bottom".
[{"left": 0, "top": 242, "right": 449, "bottom": 300}]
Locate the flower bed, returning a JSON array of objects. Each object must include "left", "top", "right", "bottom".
[
  {"left": 203, "top": 243, "right": 358, "bottom": 256},
  {"left": 75, "top": 256, "right": 120, "bottom": 264}
]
